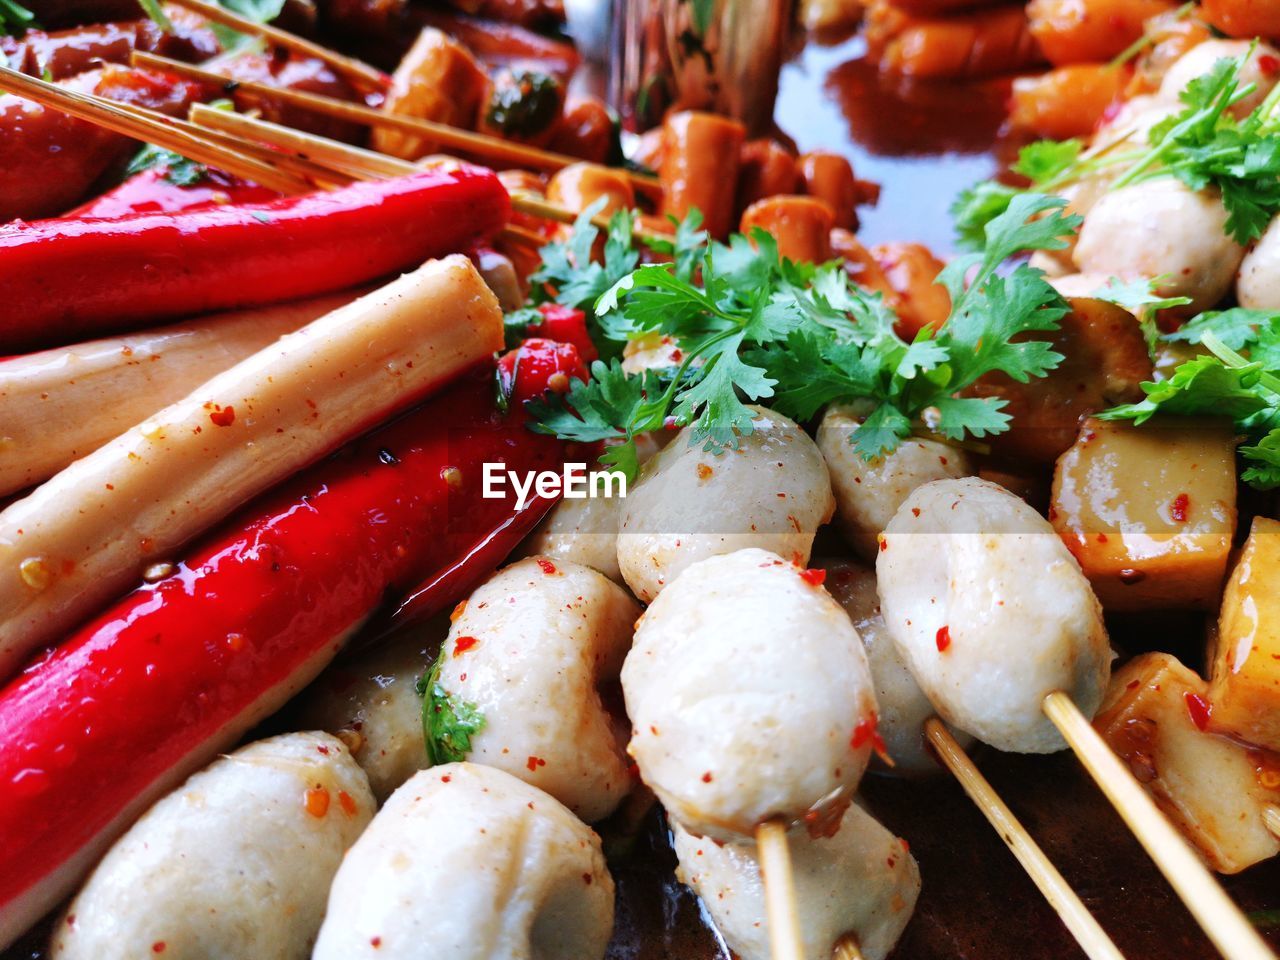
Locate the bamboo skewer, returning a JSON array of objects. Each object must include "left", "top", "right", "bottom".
[
  {"left": 0, "top": 64, "right": 310, "bottom": 194},
  {"left": 924, "top": 718, "right": 1125, "bottom": 960},
  {"left": 757, "top": 819, "right": 805, "bottom": 960},
  {"left": 131, "top": 50, "right": 664, "bottom": 199},
  {"left": 160, "top": 0, "right": 388, "bottom": 93},
  {"left": 1042, "top": 691, "right": 1276, "bottom": 960},
  {"left": 833, "top": 935, "right": 865, "bottom": 960},
  {"left": 187, "top": 104, "right": 675, "bottom": 246}
]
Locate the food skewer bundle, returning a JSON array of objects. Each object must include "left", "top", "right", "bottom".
[{"left": 3, "top": 1, "right": 1280, "bottom": 959}]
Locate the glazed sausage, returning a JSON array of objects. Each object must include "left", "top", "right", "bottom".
[
  {"left": 867, "top": 0, "right": 1044, "bottom": 79},
  {"left": 740, "top": 195, "right": 836, "bottom": 264},
  {"left": 822, "top": 559, "right": 974, "bottom": 776},
  {"left": 1200, "top": 0, "right": 1280, "bottom": 40},
  {"left": 546, "top": 161, "right": 635, "bottom": 217},
  {"left": 312, "top": 763, "right": 614, "bottom": 960},
  {"left": 876, "top": 477, "right": 1113, "bottom": 754},
  {"left": 672, "top": 802, "right": 920, "bottom": 960},
  {"left": 616, "top": 406, "right": 834, "bottom": 602},
  {"left": 51, "top": 732, "right": 373, "bottom": 960},
  {"left": 372, "top": 27, "right": 489, "bottom": 159},
  {"left": 1073, "top": 179, "right": 1245, "bottom": 314},
  {"left": 216, "top": 49, "right": 366, "bottom": 142},
  {"left": 736, "top": 138, "right": 800, "bottom": 213},
  {"left": 797, "top": 151, "right": 863, "bottom": 230},
  {"left": 660, "top": 110, "right": 746, "bottom": 238},
  {"left": 1026, "top": 0, "right": 1177, "bottom": 66},
  {"left": 2, "top": 16, "right": 216, "bottom": 81},
  {"left": 549, "top": 94, "right": 615, "bottom": 164},
  {"left": 816, "top": 404, "right": 973, "bottom": 560},
  {"left": 294, "top": 628, "right": 439, "bottom": 801},
  {"left": 1009, "top": 64, "right": 1128, "bottom": 139},
  {"left": 432, "top": 557, "right": 641, "bottom": 822},
  {"left": 870, "top": 241, "right": 950, "bottom": 338},
  {"left": 622, "top": 547, "right": 877, "bottom": 839}
]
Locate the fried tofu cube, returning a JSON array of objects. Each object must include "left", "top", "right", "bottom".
[
  {"left": 1050, "top": 417, "right": 1237, "bottom": 611},
  {"left": 1096, "top": 652, "right": 1280, "bottom": 874},
  {"left": 1209, "top": 517, "right": 1280, "bottom": 751}
]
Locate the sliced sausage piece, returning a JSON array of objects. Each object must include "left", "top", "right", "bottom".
[
  {"left": 817, "top": 405, "right": 972, "bottom": 561},
  {"left": 617, "top": 407, "right": 834, "bottom": 603},
  {"left": 672, "top": 802, "right": 920, "bottom": 960},
  {"left": 372, "top": 27, "right": 489, "bottom": 159},
  {"left": 622, "top": 547, "right": 877, "bottom": 839},
  {"left": 312, "top": 763, "right": 614, "bottom": 960},
  {"left": 660, "top": 110, "right": 746, "bottom": 239},
  {"left": 740, "top": 195, "right": 835, "bottom": 264},
  {"left": 51, "top": 732, "right": 373, "bottom": 960},
  {"left": 876, "top": 477, "right": 1113, "bottom": 754},
  {"left": 736, "top": 138, "right": 800, "bottom": 213}
]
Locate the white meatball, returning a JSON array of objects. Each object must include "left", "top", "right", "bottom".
[
  {"left": 817, "top": 406, "right": 972, "bottom": 561},
  {"left": 295, "top": 627, "right": 439, "bottom": 801},
  {"left": 876, "top": 478, "right": 1112, "bottom": 754},
  {"left": 521, "top": 437, "right": 663, "bottom": 582},
  {"left": 822, "top": 559, "right": 973, "bottom": 777},
  {"left": 1093, "top": 95, "right": 1178, "bottom": 150},
  {"left": 313, "top": 763, "right": 614, "bottom": 960},
  {"left": 1074, "top": 179, "right": 1244, "bottom": 313},
  {"left": 434, "top": 556, "right": 641, "bottom": 822},
  {"left": 1047, "top": 272, "right": 1116, "bottom": 300},
  {"left": 1237, "top": 215, "right": 1280, "bottom": 311},
  {"left": 1158, "top": 40, "right": 1280, "bottom": 120},
  {"left": 617, "top": 407, "right": 834, "bottom": 602},
  {"left": 622, "top": 548, "right": 876, "bottom": 839},
  {"left": 671, "top": 802, "right": 919, "bottom": 960},
  {"left": 52, "top": 732, "right": 373, "bottom": 960}
]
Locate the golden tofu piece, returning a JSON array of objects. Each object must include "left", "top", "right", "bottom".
[
  {"left": 1209, "top": 517, "right": 1280, "bottom": 751},
  {"left": 1096, "top": 652, "right": 1280, "bottom": 874},
  {"left": 1050, "top": 416, "right": 1236, "bottom": 611}
]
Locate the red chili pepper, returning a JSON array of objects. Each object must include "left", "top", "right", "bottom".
[
  {"left": 66, "top": 166, "right": 282, "bottom": 220},
  {"left": 1170, "top": 493, "right": 1190, "bottom": 523},
  {"left": 530, "top": 303, "right": 598, "bottom": 363},
  {"left": 496, "top": 336, "right": 588, "bottom": 409},
  {"left": 935, "top": 625, "right": 951, "bottom": 652},
  {"left": 1185, "top": 691, "right": 1212, "bottom": 732},
  {"left": 0, "top": 341, "right": 572, "bottom": 942},
  {"left": 0, "top": 166, "right": 510, "bottom": 352}
]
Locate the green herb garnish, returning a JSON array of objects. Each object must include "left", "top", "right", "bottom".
[
  {"left": 126, "top": 143, "right": 208, "bottom": 187},
  {"left": 416, "top": 649, "right": 486, "bottom": 766},
  {"left": 527, "top": 194, "right": 1078, "bottom": 480},
  {"left": 485, "top": 69, "right": 562, "bottom": 139},
  {"left": 0, "top": 0, "right": 35, "bottom": 36}
]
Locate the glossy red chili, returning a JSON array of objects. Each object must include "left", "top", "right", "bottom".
[
  {"left": 0, "top": 342, "right": 572, "bottom": 945},
  {"left": 531, "top": 303, "right": 599, "bottom": 363},
  {"left": 0, "top": 165, "right": 510, "bottom": 351},
  {"left": 66, "top": 167, "right": 282, "bottom": 220},
  {"left": 497, "top": 335, "right": 589, "bottom": 405}
]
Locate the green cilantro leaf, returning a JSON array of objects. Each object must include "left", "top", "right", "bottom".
[
  {"left": 1163, "top": 307, "right": 1280, "bottom": 351},
  {"left": 0, "top": 0, "right": 36, "bottom": 35},
  {"left": 416, "top": 649, "right": 486, "bottom": 766},
  {"left": 126, "top": 143, "right": 209, "bottom": 187}
]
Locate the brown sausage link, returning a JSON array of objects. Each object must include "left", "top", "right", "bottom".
[
  {"left": 659, "top": 110, "right": 746, "bottom": 239},
  {"left": 215, "top": 50, "right": 366, "bottom": 142},
  {"left": 740, "top": 196, "right": 835, "bottom": 264},
  {"left": 735, "top": 138, "right": 799, "bottom": 215},
  {"left": 871, "top": 242, "right": 950, "bottom": 338},
  {"left": 549, "top": 95, "right": 615, "bottom": 165},
  {"left": 1027, "top": 0, "right": 1179, "bottom": 66}
]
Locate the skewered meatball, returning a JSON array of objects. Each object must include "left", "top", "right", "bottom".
[
  {"left": 295, "top": 628, "right": 440, "bottom": 801},
  {"left": 617, "top": 407, "right": 834, "bottom": 602},
  {"left": 876, "top": 478, "right": 1112, "bottom": 754},
  {"left": 433, "top": 557, "right": 641, "bottom": 822},
  {"left": 822, "top": 559, "right": 974, "bottom": 776},
  {"left": 1157, "top": 39, "right": 1280, "bottom": 120},
  {"left": 52, "top": 732, "right": 373, "bottom": 960},
  {"left": 1073, "top": 179, "right": 1245, "bottom": 314},
  {"left": 622, "top": 547, "right": 877, "bottom": 839},
  {"left": 817, "top": 404, "right": 973, "bottom": 561},
  {"left": 312, "top": 763, "right": 614, "bottom": 960},
  {"left": 672, "top": 802, "right": 920, "bottom": 960},
  {"left": 1236, "top": 215, "right": 1280, "bottom": 311}
]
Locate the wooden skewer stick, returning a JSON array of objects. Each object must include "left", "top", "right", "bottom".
[
  {"left": 160, "top": 0, "right": 388, "bottom": 93},
  {"left": 1042, "top": 691, "right": 1277, "bottom": 960},
  {"left": 0, "top": 64, "right": 310, "bottom": 194},
  {"left": 924, "top": 718, "right": 1124, "bottom": 960},
  {"left": 189, "top": 104, "right": 675, "bottom": 246},
  {"left": 131, "top": 51, "right": 664, "bottom": 199},
  {"left": 190, "top": 103, "right": 411, "bottom": 179},
  {"left": 756, "top": 819, "right": 805, "bottom": 960},
  {"left": 1263, "top": 806, "right": 1280, "bottom": 841},
  {"left": 833, "top": 935, "right": 865, "bottom": 960}
]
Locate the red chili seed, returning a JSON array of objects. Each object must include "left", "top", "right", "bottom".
[
  {"left": 1185, "top": 692, "right": 1211, "bottom": 731},
  {"left": 798, "top": 567, "right": 826, "bottom": 586},
  {"left": 453, "top": 635, "right": 479, "bottom": 656},
  {"left": 1170, "top": 493, "right": 1190, "bottom": 523},
  {"left": 935, "top": 625, "right": 951, "bottom": 652}
]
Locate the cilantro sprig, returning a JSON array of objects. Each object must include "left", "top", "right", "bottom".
[
  {"left": 526, "top": 194, "right": 1078, "bottom": 479},
  {"left": 416, "top": 649, "right": 486, "bottom": 765},
  {"left": 126, "top": 143, "right": 209, "bottom": 187},
  {"left": 0, "top": 0, "right": 35, "bottom": 36},
  {"left": 1099, "top": 310, "right": 1280, "bottom": 489},
  {"left": 954, "top": 47, "right": 1280, "bottom": 248}
]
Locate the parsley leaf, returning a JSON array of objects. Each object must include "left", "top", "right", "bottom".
[
  {"left": 126, "top": 143, "right": 208, "bottom": 187},
  {"left": 1164, "top": 307, "right": 1280, "bottom": 351},
  {"left": 416, "top": 649, "right": 486, "bottom": 766},
  {"left": 0, "top": 0, "right": 36, "bottom": 36}
]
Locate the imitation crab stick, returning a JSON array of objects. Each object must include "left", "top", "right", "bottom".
[
  {"left": 0, "top": 163, "right": 509, "bottom": 351},
  {"left": 0, "top": 290, "right": 363, "bottom": 499},
  {"left": 0, "top": 340, "right": 581, "bottom": 948},
  {"left": 0, "top": 256, "right": 501, "bottom": 679}
]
